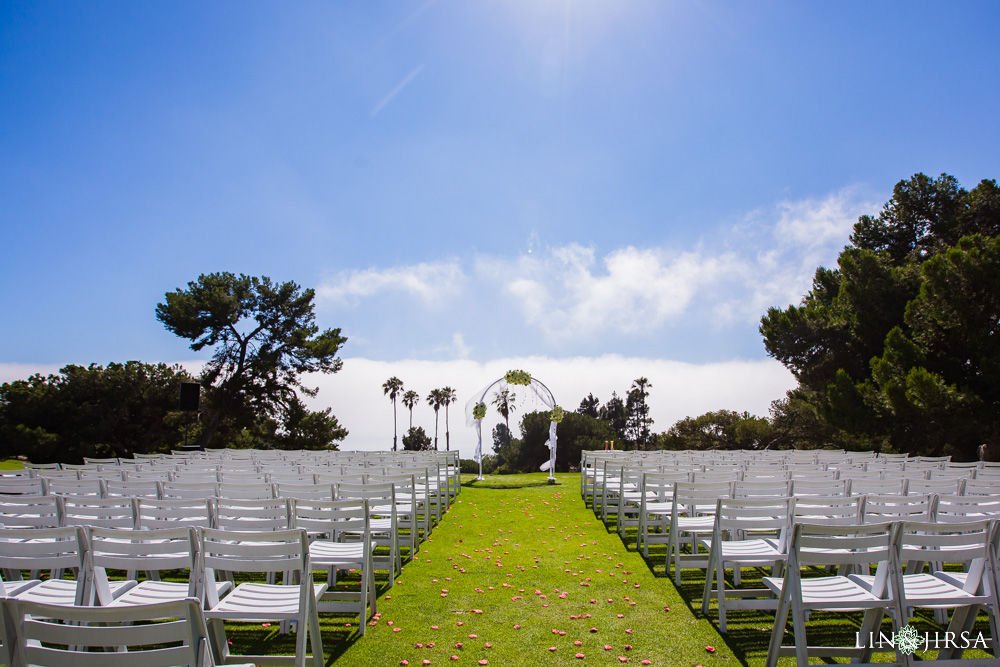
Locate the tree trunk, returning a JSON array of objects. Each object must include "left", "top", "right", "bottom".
[
  {"left": 392, "top": 399, "right": 398, "bottom": 452},
  {"left": 434, "top": 410, "right": 440, "bottom": 451},
  {"left": 445, "top": 405, "right": 450, "bottom": 451}
]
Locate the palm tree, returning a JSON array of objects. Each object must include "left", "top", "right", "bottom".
[
  {"left": 382, "top": 376, "right": 404, "bottom": 451},
  {"left": 492, "top": 388, "right": 516, "bottom": 447},
  {"left": 440, "top": 387, "right": 457, "bottom": 451},
  {"left": 402, "top": 390, "right": 420, "bottom": 429},
  {"left": 427, "top": 389, "right": 445, "bottom": 451}
]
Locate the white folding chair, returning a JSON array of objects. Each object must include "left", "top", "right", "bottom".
[
  {"left": 637, "top": 471, "right": 687, "bottom": 558},
  {"left": 862, "top": 494, "right": 934, "bottom": 524},
  {"left": 4, "top": 597, "right": 250, "bottom": 667},
  {"left": 212, "top": 498, "right": 290, "bottom": 533},
  {"left": 338, "top": 482, "right": 402, "bottom": 584},
  {"left": 890, "top": 519, "right": 1000, "bottom": 663},
  {"left": 218, "top": 482, "right": 276, "bottom": 500},
  {"left": 669, "top": 481, "right": 734, "bottom": 584},
  {"left": 763, "top": 521, "right": 903, "bottom": 667},
  {"left": 0, "top": 526, "right": 92, "bottom": 608},
  {"left": 292, "top": 498, "right": 377, "bottom": 632},
  {"left": 201, "top": 527, "right": 326, "bottom": 667},
  {"left": 42, "top": 478, "right": 107, "bottom": 498},
  {"left": 161, "top": 481, "right": 220, "bottom": 499},
  {"left": 88, "top": 525, "right": 233, "bottom": 608},
  {"left": 700, "top": 497, "right": 791, "bottom": 632}
]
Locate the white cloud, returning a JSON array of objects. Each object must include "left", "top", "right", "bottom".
[
  {"left": 465, "top": 186, "right": 880, "bottom": 343},
  {"left": 723, "top": 185, "right": 879, "bottom": 320},
  {"left": 478, "top": 244, "right": 742, "bottom": 342},
  {"left": 316, "top": 260, "right": 464, "bottom": 307}
]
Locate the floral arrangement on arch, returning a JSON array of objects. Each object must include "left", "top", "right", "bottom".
[
  {"left": 549, "top": 405, "right": 565, "bottom": 423},
  {"left": 504, "top": 369, "right": 532, "bottom": 386},
  {"left": 472, "top": 402, "right": 487, "bottom": 420}
]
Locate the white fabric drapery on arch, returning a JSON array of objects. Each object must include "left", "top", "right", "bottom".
[{"left": 464, "top": 374, "right": 558, "bottom": 480}]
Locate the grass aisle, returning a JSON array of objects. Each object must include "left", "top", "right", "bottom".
[{"left": 333, "top": 473, "right": 727, "bottom": 667}]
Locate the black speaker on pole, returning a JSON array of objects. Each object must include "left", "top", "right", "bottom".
[{"left": 179, "top": 383, "right": 201, "bottom": 412}]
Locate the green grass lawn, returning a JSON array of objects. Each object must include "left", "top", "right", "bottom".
[{"left": 302, "top": 473, "right": 732, "bottom": 666}]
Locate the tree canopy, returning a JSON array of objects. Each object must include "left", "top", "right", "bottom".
[
  {"left": 0, "top": 362, "right": 195, "bottom": 463},
  {"left": 760, "top": 173, "right": 1000, "bottom": 460},
  {"left": 156, "top": 272, "right": 348, "bottom": 449}
]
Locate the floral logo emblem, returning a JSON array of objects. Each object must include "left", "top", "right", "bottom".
[{"left": 895, "top": 625, "right": 922, "bottom": 655}]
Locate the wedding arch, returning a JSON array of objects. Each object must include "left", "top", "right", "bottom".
[{"left": 464, "top": 370, "right": 563, "bottom": 481}]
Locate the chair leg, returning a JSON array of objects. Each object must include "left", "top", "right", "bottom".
[
  {"left": 764, "top": 584, "right": 791, "bottom": 667},
  {"left": 854, "top": 607, "right": 885, "bottom": 664},
  {"left": 295, "top": 610, "right": 308, "bottom": 667},
  {"left": 207, "top": 617, "right": 230, "bottom": 665},
  {"left": 789, "top": 593, "right": 809, "bottom": 667},
  {"left": 700, "top": 550, "right": 715, "bottom": 616},
  {"left": 310, "top": 602, "right": 325, "bottom": 664}
]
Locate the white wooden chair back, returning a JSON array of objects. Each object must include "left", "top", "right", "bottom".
[
  {"left": 790, "top": 495, "right": 862, "bottom": 525},
  {"left": 0, "top": 494, "right": 62, "bottom": 528},
  {"left": 42, "top": 478, "right": 107, "bottom": 498},
  {"left": 0, "top": 526, "right": 89, "bottom": 602},
  {"left": 161, "top": 481, "right": 220, "bottom": 499},
  {"left": 104, "top": 479, "right": 162, "bottom": 499},
  {"left": 7, "top": 597, "right": 219, "bottom": 667},
  {"left": 59, "top": 496, "right": 136, "bottom": 528},
  {"left": 212, "top": 498, "right": 290, "bottom": 532},
  {"left": 135, "top": 498, "right": 214, "bottom": 530},
  {"left": 217, "top": 482, "right": 275, "bottom": 500},
  {"left": 275, "top": 482, "right": 335, "bottom": 500}
]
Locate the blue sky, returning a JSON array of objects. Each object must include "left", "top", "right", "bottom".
[{"left": 2, "top": 1, "right": 998, "bottom": 451}]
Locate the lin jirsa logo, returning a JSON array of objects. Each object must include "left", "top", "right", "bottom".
[{"left": 857, "top": 625, "right": 989, "bottom": 655}]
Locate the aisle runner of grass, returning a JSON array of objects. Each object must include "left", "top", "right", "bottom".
[{"left": 328, "top": 473, "right": 726, "bottom": 666}]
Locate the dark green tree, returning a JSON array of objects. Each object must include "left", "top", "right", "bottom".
[
  {"left": 660, "top": 410, "right": 775, "bottom": 451},
  {"left": 577, "top": 393, "right": 600, "bottom": 418},
  {"left": 402, "top": 425, "right": 432, "bottom": 451},
  {"left": 517, "top": 411, "right": 619, "bottom": 472},
  {"left": 155, "top": 272, "right": 347, "bottom": 449},
  {"left": 760, "top": 173, "right": 1000, "bottom": 459},
  {"left": 598, "top": 391, "right": 627, "bottom": 445},
  {"left": 625, "top": 377, "right": 653, "bottom": 449},
  {"left": 0, "top": 362, "right": 195, "bottom": 463}
]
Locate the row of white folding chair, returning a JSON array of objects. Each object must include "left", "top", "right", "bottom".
[
  {"left": 627, "top": 474, "right": 896, "bottom": 552},
  {"left": 696, "top": 498, "right": 1000, "bottom": 660},
  {"left": 0, "top": 503, "right": 378, "bottom": 645},
  {"left": 667, "top": 488, "right": 1000, "bottom": 586},
  {"left": 698, "top": 495, "right": 928, "bottom": 632},
  {"left": 763, "top": 519, "right": 1000, "bottom": 666},
  {"left": 0, "top": 525, "right": 327, "bottom": 667}
]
